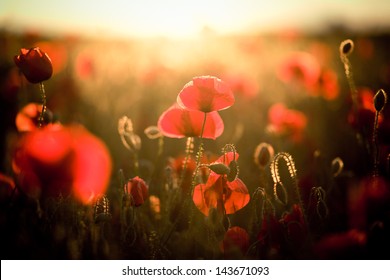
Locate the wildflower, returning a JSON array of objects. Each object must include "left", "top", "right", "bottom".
[
  {"left": 12, "top": 124, "right": 112, "bottom": 204},
  {"left": 222, "top": 73, "right": 259, "bottom": 99},
  {"left": 157, "top": 104, "right": 224, "bottom": 139},
  {"left": 314, "top": 229, "right": 366, "bottom": 259},
  {"left": 193, "top": 152, "right": 250, "bottom": 216},
  {"left": 347, "top": 87, "right": 382, "bottom": 133},
  {"left": 123, "top": 176, "right": 149, "bottom": 207},
  {"left": 221, "top": 226, "right": 250, "bottom": 256},
  {"left": 14, "top": 47, "right": 53, "bottom": 83},
  {"left": 280, "top": 204, "right": 307, "bottom": 247},
  {"left": 267, "top": 103, "right": 307, "bottom": 142},
  {"left": 177, "top": 76, "right": 234, "bottom": 113},
  {"left": 277, "top": 51, "right": 321, "bottom": 92}
]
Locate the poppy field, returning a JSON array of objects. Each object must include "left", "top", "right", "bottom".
[{"left": 1, "top": 28, "right": 390, "bottom": 260}]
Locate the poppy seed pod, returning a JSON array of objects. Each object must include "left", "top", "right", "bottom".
[{"left": 14, "top": 47, "right": 53, "bottom": 83}]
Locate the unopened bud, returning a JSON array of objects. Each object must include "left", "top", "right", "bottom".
[
  {"left": 340, "top": 39, "right": 354, "bottom": 56},
  {"left": 254, "top": 142, "right": 274, "bottom": 169},
  {"left": 374, "top": 89, "right": 387, "bottom": 113},
  {"left": 208, "top": 162, "right": 230, "bottom": 175}
]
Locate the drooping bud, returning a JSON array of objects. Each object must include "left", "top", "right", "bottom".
[
  {"left": 208, "top": 162, "right": 230, "bottom": 175},
  {"left": 227, "top": 160, "right": 239, "bottom": 182},
  {"left": 374, "top": 89, "right": 387, "bottom": 113},
  {"left": 144, "top": 125, "right": 163, "bottom": 139},
  {"left": 118, "top": 116, "right": 141, "bottom": 152},
  {"left": 340, "top": 39, "right": 354, "bottom": 56},
  {"left": 331, "top": 157, "right": 344, "bottom": 177}
]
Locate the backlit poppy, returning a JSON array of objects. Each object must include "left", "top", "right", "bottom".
[
  {"left": 277, "top": 51, "right": 321, "bottom": 92},
  {"left": 12, "top": 124, "right": 112, "bottom": 204},
  {"left": 14, "top": 47, "right": 53, "bottom": 84},
  {"left": 193, "top": 152, "right": 250, "bottom": 216},
  {"left": 123, "top": 176, "right": 149, "bottom": 207},
  {"left": 177, "top": 76, "right": 235, "bottom": 113},
  {"left": 158, "top": 104, "right": 224, "bottom": 139}
]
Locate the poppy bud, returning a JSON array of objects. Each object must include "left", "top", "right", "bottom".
[
  {"left": 340, "top": 39, "right": 354, "bottom": 56},
  {"left": 227, "top": 160, "right": 238, "bottom": 182},
  {"left": 144, "top": 125, "right": 163, "bottom": 139},
  {"left": 374, "top": 89, "right": 387, "bottom": 113},
  {"left": 124, "top": 176, "right": 149, "bottom": 207},
  {"left": 94, "top": 195, "right": 111, "bottom": 224},
  {"left": 14, "top": 47, "right": 53, "bottom": 83},
  {"left": 208, "top": 162, "right": 230, "bottom": 175},
  {"left": 254, "top": 142, "right": 274, "bottom": 169}
]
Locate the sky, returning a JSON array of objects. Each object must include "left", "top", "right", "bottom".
[{"left": 1, "top": 0, "right": 390, "bottom": 38}]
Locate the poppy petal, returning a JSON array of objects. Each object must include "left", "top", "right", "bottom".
[
  {"left": 224, "top": 178, "right": 250, "bottom": 214},
  {"left": 177, "top": 76, "right": 235, "bottom": 112},
  {"left": 158, "top": 104, "right": 224, "bottom": 139}
]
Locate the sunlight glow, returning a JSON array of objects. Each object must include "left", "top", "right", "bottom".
[{"left": 1, "top": 0, "right": 390, "bottom": 38}]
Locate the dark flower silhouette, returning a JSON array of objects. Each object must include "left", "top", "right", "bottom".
[{"left": 14, "top": 47, "right": 53, "bottom": 83}]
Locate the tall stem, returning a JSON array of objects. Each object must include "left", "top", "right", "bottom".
[
  {"left": 190, "top": 112, "right": 207, "bottom": 196},
  {"left": 38, "top": 82, "right": 47, "bottom": 128}
]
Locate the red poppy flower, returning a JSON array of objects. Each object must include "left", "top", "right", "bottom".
[
  {"left": 168, "top": 152, "right": 217, "bottom": 192},
  {"left": 314, "top": 229, "right": 367, "bottom": 259},
  {"left": 0, "top": 173, "right": 16, "bottom": 203},
  {"left": 14, "top": 47, "right": 53, "bottom": 83},
  {"left": 15, "top": 103, "right": 54, "bottom": 132},
  {"left": 267, "top": 103, "right": 307, "bottom": 142},
  {"left": 280, "top": 204, "right": 307, "bottom": 247},
  {"left": 222, "top": 73, "right": 259, "bottom": 99},
  {"left": 123, "top": 176, "right": 149, "bottom": 207},
  {"left": 12, "top": 124, "right": 112, "bottom": 204},
  {"left": 177, "top": 76, "right": 235, "bottom": 113},
  {"left": 193, "top": 152, "right": 250, "bottom": 216},
  {"left": 278, "top": 52, "right": 320, "bottom": 90},
  {"left": 257, "top": 213, "right": 285, "bottom": 258},
  {"left": 221, "top": 226, "right": 250, "bottom": 256},
  {"left": 317, "top": 69, "right": 340, "bottom": 100},
  {"left": 348, "top": 87, "right": 382, "bottom": 133},
  {"left": 158, "top": 104, "right": 224, "bottom": 139}
]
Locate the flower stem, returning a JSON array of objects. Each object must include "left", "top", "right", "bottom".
[
  {"left": 190, "top": 112, "right": 207, "bottom": 196},
  {"left": 38, "top": 82, "right": 47, "bottom": 128}
]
